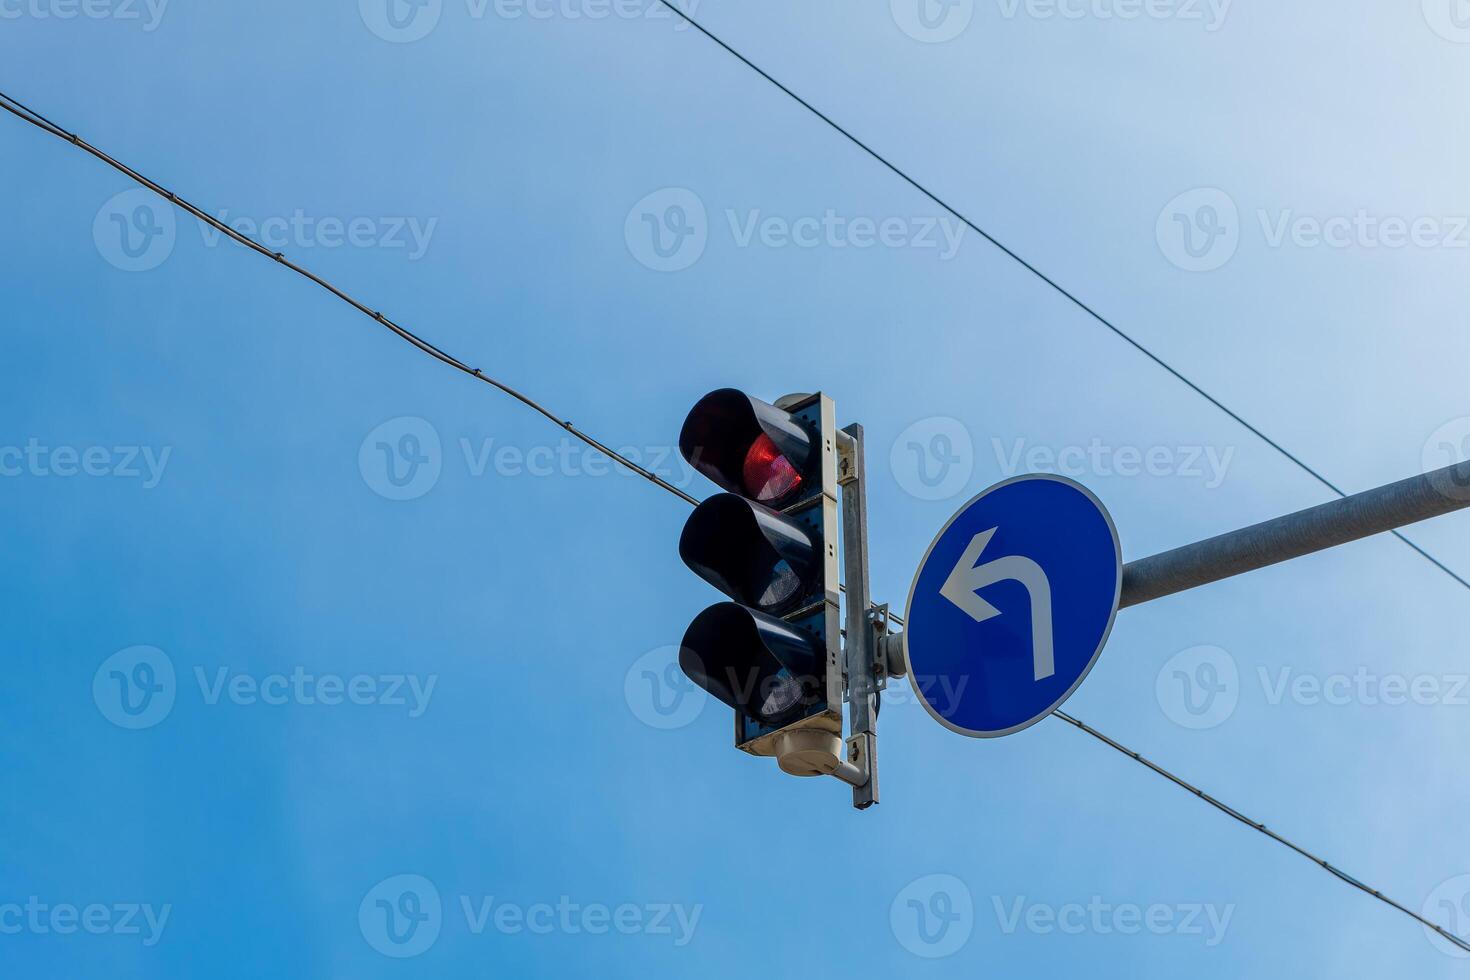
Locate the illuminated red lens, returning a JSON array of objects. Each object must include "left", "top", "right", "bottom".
[{"left": 742, "top": 433, "right": 802, "bottom": 503}]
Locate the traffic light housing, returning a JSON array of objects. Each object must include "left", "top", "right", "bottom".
[
  {"left": 678, "top": 388, "right": 818, "bottom": 505},
  {"left": 677, "top": 390, "right": 845, "bottom": 757},
  {"left": 678, "top": 494, "right": 821, "bottom": 616},
  {"left": 679, "top": 603, "right": 825, "bottom": 729}
]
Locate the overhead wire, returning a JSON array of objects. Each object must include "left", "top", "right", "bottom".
[
  {"left": 1053, "top": 708, "right": 1470, "bottom": 954},
  {"left": 0, "top": 89, "right": 700, "bottom": 509},
  {"left": 647, "top": 0, "right": 1470, "bottom": 594}
]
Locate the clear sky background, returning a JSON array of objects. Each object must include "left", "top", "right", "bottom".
[{"left": 4, "top": 0, "right": 1470, "bottom": 976}]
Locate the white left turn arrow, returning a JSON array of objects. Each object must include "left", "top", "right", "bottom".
[{"left": 939, "top": 527, "right": 1056, "bottom": 681}]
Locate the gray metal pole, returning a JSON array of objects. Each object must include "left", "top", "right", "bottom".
[
  {"left": 1120, "top": 460, "right": 1470, "bottom": 608},
  {"left": 839, "top": 424, "right": 878, "bottom": 810}
]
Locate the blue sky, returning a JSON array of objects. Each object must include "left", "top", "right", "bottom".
[{"left": 4, "top": 0, "right": 1470, "bottom": 976}]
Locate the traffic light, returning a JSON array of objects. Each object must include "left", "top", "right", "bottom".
[{"left": 675, "top": 389, "right": 880, "bottom": 807}]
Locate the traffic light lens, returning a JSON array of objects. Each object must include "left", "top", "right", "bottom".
[
  {"left": 756, "top": 558, "right": 800, "bottom": 610},
  {"left": 743, "top": 433, "right": 803, "bottom": 503},
  {"left": 757, "top": 667, "right": 804, "bottom": 722},
  {"left": 679, "top": 494, "right": 819, "bottom": 616}
]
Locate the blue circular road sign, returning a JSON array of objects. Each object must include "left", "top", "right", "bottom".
[{"left": 904, "top": 475, "right": 1122, "bottom": 738}]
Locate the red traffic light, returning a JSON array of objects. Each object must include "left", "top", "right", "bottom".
[
  {"left": 742, "top": 433, "right": 803, "bottom": 504},
  {"left": 679, "top": 389, "right": 816, "bottom": 505}
]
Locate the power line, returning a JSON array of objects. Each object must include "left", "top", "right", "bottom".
[
  {"left": 0, "top": 89, "right": 700, "bottom": 509},
  {"left": 0, "top": 86, "right": 924, "bottom": 626},
  {"left": 1053, "top": 708, "right": 1470, "bottom": 954},
  {"left": 2, "top": 76, "right": 1461, "bottom": 952},
  {"left": 1, "top": 85, "right": 926, "bottom": 623},
  {"left": 649, "top": 0, "right": 1470, "bottom": 595}
]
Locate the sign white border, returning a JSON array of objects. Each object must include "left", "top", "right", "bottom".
[{"left": 902, "top": 474, "right": 1123, "bottom": 738}]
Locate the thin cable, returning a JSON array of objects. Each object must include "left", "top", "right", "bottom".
[
  {"left": 1052, "top": 708, "right": 1470, "bottom": 953},
  {"left": 649, "top": 0, "right": 1470, "bottom": 594},
  {"left": 0, "top": 88, "right": 925, "bottom": 627},
  {"left": 0, "top": 89, "right": 700, "bottom": 508},
  {"left": 2, "top": 86, "right": 929, "bottom": 628}
]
